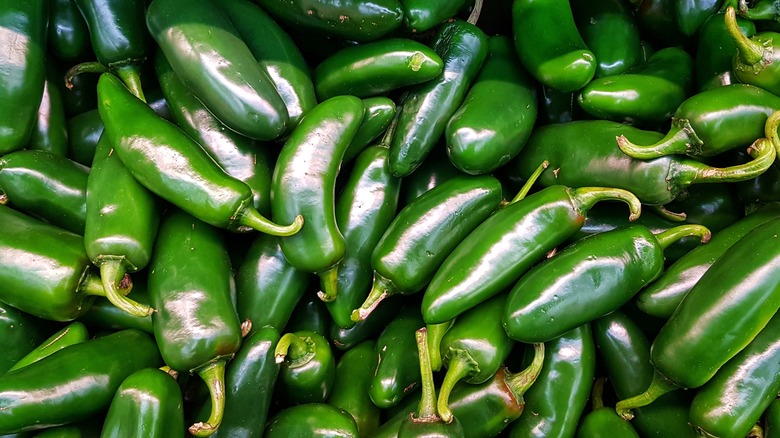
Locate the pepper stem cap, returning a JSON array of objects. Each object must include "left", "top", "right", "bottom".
[
  {"left": 189, "top": 359, "right": 228, "bottom": 437},
  {"left": 437, "top": 348, "right": 479, "bottom": 423},
  {"left": 616, "top": 119, "right": 704, "bottom": 158},
  {"left": 99, "top": 259, "right": 154, "bottom": 317},
  {"left": 615, "top": 371, "right": 678, "bottom": 420}
]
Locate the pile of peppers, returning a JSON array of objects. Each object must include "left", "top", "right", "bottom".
[{"left": 3, "top": 0, "right": 780, "bottom": 436}]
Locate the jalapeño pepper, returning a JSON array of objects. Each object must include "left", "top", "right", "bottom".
[
  {"left": 575, "top": 378, "right": 640, "bottom": 438},
  {"left": 344, "top": 97, "right": 396, "bottom": 162},
  {"left": 399, "top": 0, "right": 471, "bottom": 32},
  {"left": 264, "top": 403, "right": 359, "bottom": 437},
  {"left": 8, "top": 322, "right": 89, "bottom": 373},
  {"left": 47, "top": 0, "right": 90, "bottom": 62},
  {"left": 0, "top": 301, "right": 54, "bottom": 374},
  {"left": 695, "top": 0, "right": 756, "bottom": 91},
  {"left": 274, "top": 330, "right": 336, "bottom": 406},
  {"left": 370, "top": 306, "right": 424, "bottom": 408},
  {"left": 573, "top": 0, "right": 642, "bottom": 78},
  {"left": 29, "top": 64, "right": 69, "bottom": 157},
  {"left": 327, "top": 340, "right": 381, "bottom": 436},
  {"left": 727, "top": 5, "right": 780, "bottom": 96}
]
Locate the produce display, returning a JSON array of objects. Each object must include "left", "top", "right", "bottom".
[{"left": 3, "top": 0, "right": 780, "bottom": 436}]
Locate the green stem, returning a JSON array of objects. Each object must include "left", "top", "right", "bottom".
[
  {"left": 80, "top": 270, "right": 110, "bottom": 297},
  {"left": 651, "top": 205, "right": 687, "bottom": 222},
  {"left": 99, "top": 259, "right": 154, "bottom": 317},
  {"left": 739, "top": 0, "right": 780, "bottom": 21},
  {"left": 427, "top": 320, "right": 454, "bottom": 372},
  {"left": 236, "top": 205, "right": 304, "bottom": 236},
  {"left": 749, "top": 423, "right": 765, "bottom": 438},
  {"left": 505, "top": 343, "right": 545, "bottom": 402},
  {"left": 64, "top": 62, "right": 108, "bottom": 90},
  {"left": 616, "top": 119, "right": 703, "bottom": 158},
  {"left": 114, "top": 64, "right": 146, "bottom": 103},
  {"left": 570, "top": 187, "right": 642, "bottom": 222},
  {"left": 467, "top": 0, "right": 484, "bottom": 25},
  {"left": 351, "top": 273, "right": 396, "bottom": 322},
  {"left": 378, "top": 108, "right": 400, "bottom": 149},
  {"left": 683, "top": 135, "right": 776, "bottom": 185},
  {"left": 655, "top": 224, "right": 712, "bottom": 250},
  {"left": 591, "top": 377, "right": 607, "bottom": 410},
  {"left": 414, "top": 327, "right": 439, "bottom": 421},
  {"left": 508, "top": 160, "right": 549, "bottom": 205},
  {"left": 726, "top": 6, "right": 770, "bottom": 68},
  {"left": 275, "top": 333, "right": 314, "bottom": 366},
  {"left": 317, "top": 265, "right": 339, "bottom": 302},
  {"left": 189, "top": 359, "right": 227, "bottom": 437},
  {"left": 615, "top": 371, "right": 678, "bottom": 420},
  {"left": 437, "top": 349, "right": 479, "bottom": 423}
]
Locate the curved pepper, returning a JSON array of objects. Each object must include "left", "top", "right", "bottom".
[
  {"left": 96, "top": 72, "right": 302, "bottom": 236},
  {"left": 327, "top": 340, "right": 381, "bottom": 436},
  {"left": 264, "top": 403, "right": 359, "bottom": 437},
  {"left": 9, "top": 322, "right": 89, "bottom": 373},
  {"left": 576, "top": 378, "right": 640, "bottom": 437},
  {"left": 695, "top": 0, "right": 756, "bottom": 91},
  {"left": 0, "top": 301, "right": 56, "bottom": 375},
  {"left": 286, "top": 293, "right": 331, "bottom": 337},
  {"left": 330, "top": 295, "right": 404, "bottom": 351},
  {"left": 727, "top": 5, "right": 780, "bottom": 96},
  {"left": 421, "top": 185, "right": 641, "bottom": 325},
  {"left": 65, "top": 108, "right": 103, "bottom": 166},
  {"left": 343, "top": 97, "right": 396, "bottom": 162},
  {"left": 573, "top": 0, "right": 642, "bottom": 78},
  {"left": 370, "top": 306, "right": 424, "bottom": 408},
  {"left": 47, "top": 0, "right": 90, "bottom": 61},
  {"left": 79, "top": 282, "right": 154, "bottom": 334},
  {"left": 399, "top": 0, "right": 471, "bottom": 32},
  {"left": 29, "top": 64, "right": 69, "bottom": 157},
  {"left": 274, "top": 330, "right": 336, "bottom": 406}
]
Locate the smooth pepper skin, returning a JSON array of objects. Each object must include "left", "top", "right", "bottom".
[
  {"left": 689, "top": 311, "right": 780, "bottom": 438},
  {"left": 0, "top": 204, "right": 100, "bottom": 321},
  {"left": 327, "top": 340, "right": 381, "bottom": 436},
  {"left": 636, "top": 203, "right": 780, "bottom": 318},
  {"left": 47, "top": 0, "right": 90, "bottom": 61},
  {"left": 252, "top": 0, "right": 403, "bottom": 42},
  {"left": 78, "top": 282, "right": 154, "bottom": 334},
  {"left": 100, "top": 368, "right": 185, "bottom": 438},
  {"left": 572, "top": 0, "right": 642, "bottom": 78},
  {"left": 445, "top": 35, "right": 538, "bottom": 175},
  {"left": 695, "top": 1, "right": 756, "bottom": 91},
  {"left": 0, "top": 329, "right": 162, "bottom": 435},
  {"left": 0, "top": 150, "right": 88, "bottom": 235},
  {"left": 512, "top": 0, "right": 596, "bottom": 92},
  {"left": 29, "top": 64, "right": 70, "bottom": 157},
  {"left": 146, "top": 0, "right": 288, "bottom": 141},
  {"left": 509, "top": 325, "right": 596, "bottom": 438},
  {"left": 314, "top": 38, "right": 443, "bottom": 101},
  {"left": 503, "top": 224, "right": 709, "bottom": 343},
  {"left": 389, "top": 19, "right": 488, "bottom": 177},
  {"left": 727, "top": 6, "right": 780, "bottom": 96},
  {"left": 272, "top": 95, "right": 365, "bottom": 301},
  {"left": 422, "top": 185, "right": 642, "bottom": 325},
  {"left": 766, "top": 398, "right": 780, "bottom": 437},
  {"left": 370, "top": 307, "right": 424, "bottom": 408},
  {"left": 97, "top": 73, "right": 301, "bottom": 236},
  {"left": 576, "top": 378, "right": 639, "bottom": 438},
  {"left": 343, "top": 97, "right": 397, "bottom": 162},
  {"left": 0, "top": 0, "right": 47, "bottom": 154},
  {"left": 274, "top": 331, "right": 337, "bottom": 406},
  {"left": 0, "top": 301, "right": 53, "bottom": 374},
  {"left": 286, "top": 293, "right": 331, "bottom": 337},
  {"left": 664, "top": 183, "right": 744, "bottom": 233},
  {"left": 65, "top": 108, "right": 103, "bottom": 166},
  {"left": 264, "top": 403, "right": 359, "bottom": 438},
  {"left": 9, "top": 321, "right": 89, "bottom": 372},
  {"left": 398, "top": 0, "right": 469, "bottom": 32}
]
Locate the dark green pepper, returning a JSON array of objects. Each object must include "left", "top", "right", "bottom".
[
  {"left": 148, "top": 209, "right": 243, "bottom": 436},
  {"left": 765, "top": 398, "right": 780, "bottom": 437},
  {"left": 400, "top": 145, "right": 463, "bottom": 206},
  {"left": 8, "top": 322, "right": 89, "bottom": 373},
  {"left": 445, "top": 35, "right": 537, "bottom": 175},
  {"left": 96, "top": 72, "right": 302, "bottom": 236},
  {"left": 0, "top": 0, "right": 47, "bottom": 154},
  {"left": 65, "top": 108, "right": 103, "bottom": 166},
  {"left": 512, "top": 0, "right": 596, "bottom": 92},
  {"left": 0, "top": 301, "right": 54, "bottom": 374},
  {"left": 676, "top": 0, "right": 721, "bottom": 36},
  {"left": 100, "top": 368, "right": 185, "bottom": 438},
  {"left": 695, "top": 0, "right": 756, "bottom": 91},
  {"left": 503, "top": 224, "right": 711, "bottom": 343},
  {"left": 274, "top": 330, "right": 336, "bottom": 406},
  {"left": 663, "top": 183, "right": 744, "bottom": 232},
  {"left": 47, "top": 0, "right": 90, "bottom": 61},
  {"left": 286, "top": 293, "right": 331, "bottom": 337},
  {"left": 633, "top": 0, "right": 687, "bottom": 47},
  {"left": 421, "top": 185, "right": 642, "bottom": 325},
  {"left": 272, "top": 95, "right": 364, "bottom": 302},
  {"left": 264, "top": 403, "right": 359, "bottom": 437},
  {"left": 29, "top": 64, "right": 69, "bottom": 157},
  {"left": 329, "top": 295, "right": 404, "bottom": 351},
  {"left": 727, "top": 5, "right": 780, "bottom": 96},
  {"left": 0, "top": 150, "right": 87, "bottom": 235},
  {"left": 327, "top": 340, "right": 381, "bottom": 436},
  {"left": 370, "top": 306, "right": 424, "bottom": 408},
  {"left": 573, "top": 0, "right": 642, "bottom": 78},
  {"left": 343, "top": 97, "right": 396, "bottom": 162},
  {"left": 398, "top": 0, "right": 471, "bottom": 32},
  {"left": 79, "top": 282, "right": 154, "bottom": 334},
  {"left": 0, "top": 329, "right": 161, "bottom": 434},
  {"left": 389, "top": 19, "right": 488, "bottom": 177},
  {"left": 576, "top": 378, "right": 640, "bottom": 437},
  {"left": 146, "top": 0, "right": 288, "bottom": 140}
]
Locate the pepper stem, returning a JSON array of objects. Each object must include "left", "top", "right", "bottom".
[
  {"left": 616, "top": 119, "right": 704, "bottom": 158},
  {"left": 99, "top": 259, "right": 154, "bottom": 317},
  {"left": 591, "top": 377, "right": 607, "bottom": 410},
  {"left": 726, "top": 6, "right": 770, "bottom": 69},
  {"left": 654, "top": 224, "right": 712, "bottom": 250},
  {"left": 748, "top": 423, "right": 765, "bottom": 438},
  {"left": 236, "top": 205, "right": 304, "bottom": 236},
  {"left": 189, "top": 359, "right": 227, "bottom": 437},
  {"left": 114, "top": 64, "right": 146, "bottom": 103},
  {"left": 64, "top": 62, "right": 108, "bottom": 89},
  {"left": 275, "top": 332, "right": 314, "bottom": 366},
  {"left": 679, "top": 135, "right": 776, "bottom": 186},
  {"left": 427, "top": 320, "right": 454, "bottom": 372},
  {"left": 351, "top": 273, "right": 397, "bottom": 322},
  {"left": 615, "top": 371, "right": 678, "bottom": 420},
  {"left": 651, "top": 205, "right": 687, "bottom": 222},
  {"left": 317, "top": 265, "right": 339, "bottom": 302},
  {"left": 508, "top": 160, "right": 549, "bottom": 205},
  {"left": 413, "top": 327, "right": 440, "bottom": 422},
  {"left": 570, "top": 187, "right": 642, "bottom": 221},
  {"left": 505, "top": 343, "right": 545, "bottom": 402},
  {"left": 80, "top": 269, "right": 111, "bottom": 297},
  {"left": 739, "top": 0, "right": 780, "bottom": 21},
  {"left": 467, "top": 0, "right": 484, "bottom": 25},
  {"left": 437, "top": 348, "right": 480, "bottom": 423}
]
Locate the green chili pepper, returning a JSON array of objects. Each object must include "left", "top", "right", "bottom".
[
  {"left": 0, "top": 329, "right": 162, "bottom": 434},
  {"left": 577, "top": 47, "right": 694, "bottom": 124},
  {"left": 676, "top": 0, "right": 721, "bottom": 36},
  {"left": 512, "top": 0, "right": 596, "bottom": 92},
  {"left": 634, "top": 0, "right": 687, "bottom": 47},
  {"left": 389, "top": 19, "right": 488, "bottom": 177},
  {"left": 504, "top": 224, "right": 711, "bottom": 343},
  {"left": 206, "top": 326, "right": 281, "bottom": 437},
  {"left": 100, "top": 368, "right": 184, "bottom": 438},
  {"left": 445, "top": 35, "right": 537, "bottom": 175},
  {"left": 8, "top": 322, "right": 88, "bottom": 373},
  {"left": 370, "top": 306, "right": 424, "bottom": 409},
  {"left": 576, "top": 377, "right": 640, "bottom": 437},
  {"left": 65, "top": 108, "right": 103, "bottom": 166},
  {"left": 421, "top": 185, "right": 641, "bottom": 325},
  {"left": 398, "top": 328, "right": 465, "bottom": 437},
  {"left": 509, "top": 120, "right": 775, "bottom": 206},
  {"left": 436, "top": 294, "right": 515, "bottom": 424},
  {"left": 352, "top": 174, "right": 503, "bottom": 322},
  {"left": 154, "top": 50, "right": 274, "bottom": 216},
  {"left": 96, "top": 72, "right": 302, "bottom": 236},
  {"left": 264, "top": 403, "right": 359, "bottom": 437},
  {"left": 695, "top": 0, "right": 756, "bottom": 91},
  {"left": 765, "top": 398, "right": 780, "bottom": 437},
  {"left": 146, "top": 0, "right": 288, "bottom": 141},
  {"left": 69, "top": 0, "right": 150, "bottom": 101},
  {"left": 727, "top": 5, "right": 780, "bottom": 96},
  {"left": 400, "top": 146, "right": 463, "bottom": 206},
  {"left": 274, "top": 330, "right": 336, "bottom": 406},
  {"left": 0, "top": 0, "right": 47, "bottom": 155},
  {"left": 314, "top": 38, "right": 443, "bottom": 101},
  {"left": 84, "top": 134, "right": 159, "bottom": 318},
  {"left": 343, "top": 97, "right": 396, "bottom": 162},
  {"left": 327, "top": 340, "right": 381, "bottom": 436},
  {"left": 689, "top": 311, "right": 780, "bottom": 438},
  {"left": 148, "top": 209, "right": 243, "bottom": 436},
  {"left": 508, "top": 325, "right": 596, "bottom": 438},
  {"left": 399, "top": 0, "right": 471, "bottom": 32},
  {"left": 537, "top": 83, "right": 579, "bottom": 125},
  {"left": 79, "top": 282, "right": 154, "bottom": 334},
  {"left": 0, "top": 301, "right": 54, "bottom": 375},
  {"left": 617, "top": 84, "right": 780, "bottom": 159},
  {"left": 616, "top": 216, "right": 780, "bottom": 420},
  {"left": 593, "top": 311, "right": 697, "bottom": 437},
  {"left": 327, "top": 144, "right": 401, "bottom": 329},
  {"left": 573, "top": 0, "right": 642, "bottom": 78},
  {"left": 252, "top": 0, "right": 403, "bottom": 42},
  {"left": 272, "top": 95, "right": 365, "bottom": 302},
  {"left": 330, "top": 295, "right": 404, "bottom": 351},
  {"left": 0, "top": 150, "right": 87, "bottom": 235},
  {"left": 47, "top": 0, "right": 90, "bottom": 61},
  {"left": 737, "top": 150, "right": 780, "bottom": 204},
  {"left": 664, "top": 183, "right": 744, "bottom": 232},
  {"left": 286, "top": 294, "right": 331, "bottom": 337},
  {"left": 29, "top": 64, "right": 69, "bottom": 157}
]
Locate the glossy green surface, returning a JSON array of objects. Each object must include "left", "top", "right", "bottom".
[
  {"left": 47, "top": 0, "right": 90, "bottom": 61},
  {"left": 29, "top": 65, "right": 69, "bottom": 157},
  {"left": 286, "top": 293, "right": 331, "bottom": 337},
  {"left": 0, "top": 302, "right": 53, "bottom": 375},
  {"left": 275, "top": 331, "right": 336, "bottom": 405},
  {"left": 329, "top": 296, "right": 404, "bottom": 351},
  {"left": 729, "top": 7, "right": 780, "bottom": 96},
  {"left": 264, "top": 403, "right": 359, "bottom": 437},
  {"left": 327, "top": 340, "right": 380, "bottom": 436},
  {"left": 75, "top": 0, "right": 148, "bottom": 66},
  {"left": 370, "top": 307, "right": 423, "bottom": 408},
  {"left": 65, "top": 108, "right": 103, "bottom": 166},
  {"left": 9, "top": 322, "right": 88, "bottom": 372},
  {"left": 665, "top": 183, "right": 743, "bottom": 232},
  {"left": 695, "top": 3, "right": 755, "bottom": 91},
  {"left": 146, "top": 0, "right": 288, "bottom": 140},
  {"left": 676, "top": 0, "right": 721, "bottom": 36},
  {"left": 399, "top": 0, "right": 469, "bottom": 32},
  {"left": 79, "top": 283, "right": 154, "bottom": 334},
  {"left": 573, "top": 0, "right": 641, "bottom": 78},
  {"left": 576, "top": 408, "right": 639, "bottom": 438},
  {"left": 100, "top": 368, "right": 184, "bottom": 438},
  {"left": 344, "top": 97, "right": 396, "bottom": 162}
]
